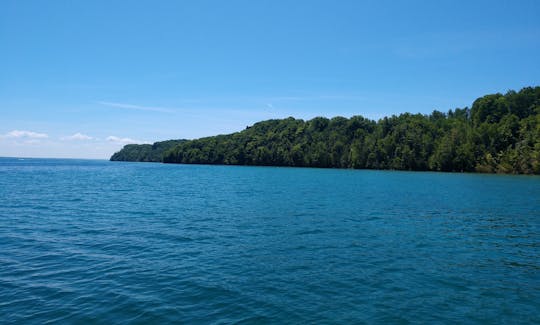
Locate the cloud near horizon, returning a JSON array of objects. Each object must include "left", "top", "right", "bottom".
[
  {"left": 61, "top": 132, "right": 94, "bottom": 141},
  {"left": 106, "top": 136, "right": 149, "bottom": 145},
  {"left": 1, "top": 130, "right": 49, "bottom": 139}
]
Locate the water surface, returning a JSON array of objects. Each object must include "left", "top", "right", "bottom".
[{"left": 1, "top": 158, "right": 539, "bottom": 323}]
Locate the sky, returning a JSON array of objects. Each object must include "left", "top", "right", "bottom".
[{"left": 1, "top": 0, "right": 539, "bottom": 159}]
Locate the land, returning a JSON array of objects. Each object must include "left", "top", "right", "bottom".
[
  {"left": 110, "top": 140, "right": 186, "bottom": 162},
  {"left": 111, "top": 86, "right": 540, "bottom": 174}
]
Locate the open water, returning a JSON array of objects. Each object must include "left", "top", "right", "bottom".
[{"left": 0, "top": 158, "right": 539, "bottom": 324}]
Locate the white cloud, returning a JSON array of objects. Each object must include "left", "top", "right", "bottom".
[
  {"left": 23, "top": 139, "right": 42, "bottom": 145},
  {"left": 106, "top": 136, "right": 149, "bottom": 145},
  {"left": 61, "top": 132, "right": 94, "bottom": 141},
  {"left": 98, "top": 101, "right": 174, "bottom": 113},
  {"left": 1, "top": 130, "right": 49, "bottom": 139}
]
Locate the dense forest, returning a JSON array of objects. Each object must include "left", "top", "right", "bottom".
[
  {"left": 110, "top": 140, "right": 185, "bottom": 162},
  {"left": 112, "top": 87, "right": 540, "bottom": 174}
]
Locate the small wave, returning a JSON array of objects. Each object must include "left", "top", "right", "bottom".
[{"left": 295, "top": 229, "right": 324, "bottom": 235}]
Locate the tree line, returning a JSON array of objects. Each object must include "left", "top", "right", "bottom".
[
  {"left": 111, "top": 86, "right": 540, "bottom": 174},
  {"left": 110, "top": 140, "right": 185, "bottom": 162}
]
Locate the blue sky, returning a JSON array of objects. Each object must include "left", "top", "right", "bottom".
[{"left": 1, "top": 0, "right": 539, "bottom": 158}]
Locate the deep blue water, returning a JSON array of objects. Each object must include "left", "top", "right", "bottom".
[{"left": 0, "top": 158, "right": 539, "bottom": 324}]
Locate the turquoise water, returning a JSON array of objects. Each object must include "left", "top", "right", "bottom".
[{"left": 1, "top": 158, "right": 539, "bottom": 324}]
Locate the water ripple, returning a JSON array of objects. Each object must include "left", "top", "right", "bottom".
[{"left": 0, "top": 158, "right": 539, "bottom": 323}]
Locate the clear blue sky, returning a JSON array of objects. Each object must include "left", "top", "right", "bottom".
[{"left": 1, "top": 0, "right": 539, "bottom": 158}]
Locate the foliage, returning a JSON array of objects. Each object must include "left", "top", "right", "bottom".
[
  {"left": 114, "top": 87, "right": 540, "bottom": 174},
  {"left": 110, "top": 140, "right": 186, "bottom": 162}
]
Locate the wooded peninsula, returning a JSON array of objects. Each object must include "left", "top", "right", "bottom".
[{"left": 111, "top": 86, "right": 540, "bottom": 174}]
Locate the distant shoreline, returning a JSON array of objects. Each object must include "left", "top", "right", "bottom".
[
  {"left": 0, "top": 156, "right": 108, "bottom": 161},
  {"left": 110, "top": 86, "right": 540, "bottom": 175},
  {"left": 2, "top": 156, "right": 538, "bottom": 176}
]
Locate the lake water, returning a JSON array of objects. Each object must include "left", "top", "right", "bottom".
[{"left": 1, "top": 158, "right": 539, "bottom": 324}]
